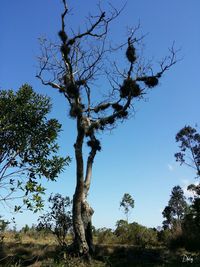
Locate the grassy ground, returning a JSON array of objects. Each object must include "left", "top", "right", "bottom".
[
  {"left": 0, "top": 232, "right": 104, "bottom": 266},
  {"left": 0, "top": 232, "right": 200, "bottom": 266}
]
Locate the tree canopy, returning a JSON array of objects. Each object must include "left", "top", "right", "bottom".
[
  {"left": 175, "top": 125, "right": 200, "bottom": 177},
  {"left": 162, "top": 185, "right": 187, "bottom": 229},
  {"left": 174, "top": 125, "right": 200, "bottom": 249},
  {"left": 120, "top": 193, "right": 134, "bottom": 222},
  {"left": 0, "top": 84, "right": 70, "bottom": 211}
]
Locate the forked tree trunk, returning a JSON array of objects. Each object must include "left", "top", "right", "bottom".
[
  {"left": 73, "top": 191, "right": 94, "bottom": 257},
  {"left": 72, "top": 119, "right": 95, "bottom": 258},
  {"left": 72, "top": 123, "right": 88, "bottom": 255},
  {"left": 72, "top": 184, "right": 94, "bottom": 257}
]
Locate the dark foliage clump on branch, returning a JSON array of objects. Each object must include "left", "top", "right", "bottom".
[
  {"left": 107, "top": 117, "right": 115, "bottom": 125},
  {"left": 144, "top": 76, "right": 159, "bottom": 88},
  {"left": 120, "top": 78, "right": 141, "bottom": 98},
  {"left": 66, "top": 84, "right": 79, "bottom": 98},
  {"left": 58, "top": 30, "right": 68, "bottom": 43},
  {"left": 87, "top": 139, "right": 101, "bottom": 151},
  {"left": 94, "top": 103, "right": 111, "bottom": 113},
  {"left": 117, "top": 110, "right": 128, "bottom": 119},
  {"left": 126, "top": 43, "right": 136, "bottom": 63},
  {"left": 112, "top": 103, "right": 123, "bottom": 112}
]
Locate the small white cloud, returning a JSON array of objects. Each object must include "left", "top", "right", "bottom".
[{"left": 167, "top": 164, "right": 174, "bottom": 171}]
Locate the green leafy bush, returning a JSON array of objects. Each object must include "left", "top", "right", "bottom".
[
  {"left": 96, "top": 228, "right": 117, "bottom": 245},
  {"left": 115, "top": 220, "right": 158, "bottom": 247},
  {"left": 37, "top": 193, "right": 72, "bottom": 247}
]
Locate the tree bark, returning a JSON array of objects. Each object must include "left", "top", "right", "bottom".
[
  {"left": 82, "top": 139, "right": 97, "bottom": 255},
  {"left": 81, "top": 200, "right": 94, "bottom": 255},
  {"left": 72, "top": 119, "right": 89, "bottom": 255},
  {"left": 72, "top": 120, "right": 97, "bottom": 257}
]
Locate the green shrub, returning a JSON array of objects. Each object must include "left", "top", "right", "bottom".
[
  {"left": 37, "top": 193, "right": 72, "bottom": 247},
  {"left": 115, "top": 220, "right": 158, "bottom": 247},
  {"left": 96, "top": 228, "right": 117, "bottom": 245}
]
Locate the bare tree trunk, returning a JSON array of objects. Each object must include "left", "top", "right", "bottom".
[
  {"left": 72, "top": 119, "right": 97, "bottom": 258},
  {"left": 73, "top": 187, "right": 94, "bottom": 257},
  {"left": 81, "top": 139, "right": 97, "bottom": 255},
  {"left": 72, "top": 120, "right": 89, "bottom": 256},
  {"left": 73, "top": 186, "right": 89, "bottom": 255}
]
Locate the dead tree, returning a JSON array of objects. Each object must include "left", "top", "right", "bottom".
[{"left": 37, "top": 0, "right": 177, "bottom": 257}]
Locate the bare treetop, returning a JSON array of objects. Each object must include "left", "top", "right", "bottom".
[{"left": 37, "top": 1, "right": 177, "bottom": 134}]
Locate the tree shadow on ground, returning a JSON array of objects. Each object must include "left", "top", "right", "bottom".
[{"left": 1, "top": 242, "right": 200, "bottom": 267}]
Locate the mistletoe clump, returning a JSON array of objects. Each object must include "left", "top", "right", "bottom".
[
  {"left": 120, "top": 78, "right": 141, "bottom": 98},
  {"left": 112, "top": 103, "right": 123, "bottom": 112},
  {"left": 117, "top": 110, "right": 128, "bottom": 119},
  {"left": 87, "top": 139, "right": 101, "bottom": 151},
  {"left": 126, "top": 44, "right": 136, "bottom": 63},
  {"left": 144, "top": 76, "right": 159, "bottom": 88},
  {"left": 58, "top": 30, "right": 68, "bottom": 43}
]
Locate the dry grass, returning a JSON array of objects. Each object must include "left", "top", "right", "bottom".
[
  {"left": 2, "top": 232, "right": 200, "bottom": 266},
  {"left": 0, "top": 232, "right": 106, "bottom": 267},
  {"left": 4, "top": 231, "right": 57, "bottom": 245}
]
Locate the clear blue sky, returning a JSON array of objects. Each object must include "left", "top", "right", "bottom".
[{"left": 0, "top": 0, "right": 200, "bottom": 229}]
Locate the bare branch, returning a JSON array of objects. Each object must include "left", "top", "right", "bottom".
[{"left": 61, "top": 0, "right": 68, "bottom": 33}]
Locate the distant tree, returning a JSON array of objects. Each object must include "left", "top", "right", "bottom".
[
  {"left": 175, "top": 125, "right": 200, "bottom": 177},
  {"left": 0, "top": 85, "right": 70, "bottom": 211},
  {"left": 171, "top": 183, "right": 200, "bottom": 250},
  {"left": 162, "top": 206, "right": 174, "bottom": 230},
  {"left": 157, "top": 228, "right": 172, "bottom": 246},
  {"left": 0, "top": 216, "right": 9, "bottom": 242},
  {"left": 37, "top": 193, "right": 72, "bottom": 247},
  {"left": 115, "top": 220, "right": 158, "bottom": 247},
  {"left": 0, "top": 217, "right": 9, "bottom": 233},
  {"left": 174, "top": 126, "right": 200, "bottom": 249},
  {"left": 21, "top": 224, "right": 30, "bottom": 234},
  {"left": 120, "top": 193, "right": 134, "bottom": 222},
  {"left": 175, "top": 126, "right": 200, "bottom": 224},
  {"left": 162, "top": 186, "right": 187, "bottom": 229},
  {"left": 37, "top": 0, "right": 177, "bottom": 256},
  {"left": 115, "top": 219, "right": 130, "bottom": 243}
]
